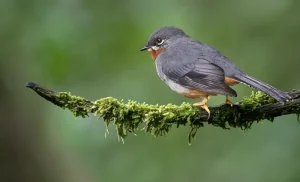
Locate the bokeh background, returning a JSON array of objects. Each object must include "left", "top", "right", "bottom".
[{"left": 1, "top": 0, "right": 300, "bottom": 181}]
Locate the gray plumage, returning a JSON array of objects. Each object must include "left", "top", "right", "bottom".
[{"left": 144, "top": 26, "right": 291, "bottom": 102}]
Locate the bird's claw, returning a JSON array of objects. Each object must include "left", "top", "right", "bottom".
[
  {"left": 224, "top": 96, "right": 233, "bottom": 106},
  {"left": 193, "top": 103, "right": 210, "bottom": 120}
]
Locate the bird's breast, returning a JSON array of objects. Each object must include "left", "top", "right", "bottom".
[
  {"left": 155, "top": 61, "right": 190, "bottom": 95},
  {"left": 165, "top": 79, "right": 190, "bottom": 94}
]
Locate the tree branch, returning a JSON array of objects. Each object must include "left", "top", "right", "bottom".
[{"left": 26, "top": 82, "right": 300, "bottom": 143}]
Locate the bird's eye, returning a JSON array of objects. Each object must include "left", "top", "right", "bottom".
[{"left": 156, "top": 38, "right": 164, "bottom": 45}]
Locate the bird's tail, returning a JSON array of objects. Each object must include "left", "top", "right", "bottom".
[{"left": 231, "top": 74, "right": 291, "bottom": 102}]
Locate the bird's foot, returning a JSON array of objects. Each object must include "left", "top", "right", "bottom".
[
  {"left": 224, "top": 96, "right": 233, "bottom": 106},
  {"left": 193, "top": 102, "right": 210, "bottom": 119}
]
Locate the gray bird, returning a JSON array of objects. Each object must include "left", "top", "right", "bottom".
[{"left": 141, "top": 26, "right": 290, "bottom": 116}]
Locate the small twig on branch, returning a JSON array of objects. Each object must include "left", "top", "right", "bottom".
[{"left": 26, "top": 82, "right": 300, "bottom": 143}]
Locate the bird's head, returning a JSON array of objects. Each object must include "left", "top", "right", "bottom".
[{"left": 141, "top": 26, "right": 188, "bottom": 59}]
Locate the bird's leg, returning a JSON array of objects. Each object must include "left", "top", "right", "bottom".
[
  {"left": 224, "top": 96, "right": 233, "bottom": 106},
  {"left": 193, "top": 96, "right": 210, "bottom": 118}
]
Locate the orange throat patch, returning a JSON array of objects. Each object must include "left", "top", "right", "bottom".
[{"left": 148, "top": 48, "right": 165, "bottom": 60}]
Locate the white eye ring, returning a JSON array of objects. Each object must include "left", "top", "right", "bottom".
[{"left": 156, "top": 38, "right": 165, "bottom": 45}]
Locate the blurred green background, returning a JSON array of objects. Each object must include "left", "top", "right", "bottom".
[{"left": 1, "top": 0, "right": 300, "bottom": 181}]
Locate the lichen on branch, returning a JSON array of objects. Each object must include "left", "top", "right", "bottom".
[{"left": 26, "top": 82, "right": 300, "bottom": 143}]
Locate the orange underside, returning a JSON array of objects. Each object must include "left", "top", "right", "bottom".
[
  {"left": 184, "top": 89, "right": 216, "bottom": 99},
  {"left": 224, "top": 77, "right": 239, "bottom": 86},
  {"left": 184, "top": 77, "right": 239, "bottom": 99}
]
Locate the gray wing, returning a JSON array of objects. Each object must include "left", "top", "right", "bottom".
[
  {"left": 162, "top": 58, "right": 237, "bottom": 97},
  {"left": 170, "top": 39, "right": 244, "bottom": 76}
]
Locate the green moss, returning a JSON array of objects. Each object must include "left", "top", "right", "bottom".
[
  {"left": 57, "top": 92, "right": 90, "bottom": 117},
  {"left": 93, "top": 99, "right": 200, "bottom": 141},
  {"left": 240, "top": 91, "right": 276, "bottom": 111},
  {"left": 48, "top": 90, "right": 297, "bottom": 143}
]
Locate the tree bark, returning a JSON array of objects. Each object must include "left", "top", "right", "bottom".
[{"left": 26, "top": 82, "right": 300, "bottom": 143}]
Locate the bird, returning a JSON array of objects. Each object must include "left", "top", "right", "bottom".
[{"left": 140, "top": 26, "right": 290, "bottom": 117}]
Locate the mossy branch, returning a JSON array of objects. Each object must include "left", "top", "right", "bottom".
[{"left": 26, "top": 82, "right": 300, "bottom": 143}]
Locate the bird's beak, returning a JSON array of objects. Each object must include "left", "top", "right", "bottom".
[{"left": 140, "top": 46, "right": 150, "bottom": 51}]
